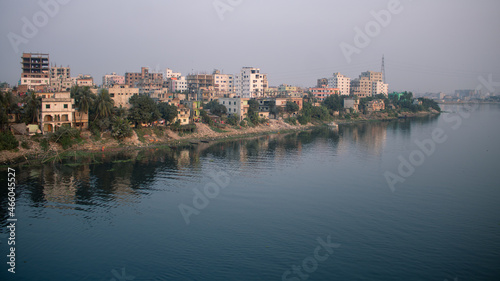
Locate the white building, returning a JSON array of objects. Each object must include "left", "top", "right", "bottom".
[
  {"left": 169, "top": 76, "right": 188, "bottom": 93},
  {"left": 372, "top": 81, "right": 389, "bottom": 96},
  {"left": 233, "top": 67, "right": 266, "bottom": 98},
  {"left": 165, "top": 68, "right": 181, "bottom": 79},
  {"left": 327, "top": 72, "right": 351, "bottom": 96}
]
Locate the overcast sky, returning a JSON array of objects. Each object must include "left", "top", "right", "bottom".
[{"left": 1, "top": 0, "right": 499, "bottom": 94}]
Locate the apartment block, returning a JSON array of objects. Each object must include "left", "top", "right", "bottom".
[
  {"left": 20, "top": 53, "right": 50, "bottom": 90},
  {"left": 213, "top": 70, "right": 234, "bottom": 95},
  {"left": 102, "top": 72, "right": 125, "bottom": 87},
  {"left": 108, "top": 84, "right": 139, "bottom": 109},
  {"left": 233, "top": 67, "right": 266, "bottom": 98},
  {"left": 309, "top": 87, "right": 340, "bottom": 102},
  {"left": 327, "top": 73, "right": 351, "bottom": 96},
  {"left": 169, "top": 76, "right": 188, "bottom": 93},
  {"left": 125, "top": 67, "right": 163, "bottom": 95},
  {"left": 218, "top": 97, "right": 249, "bottom": 121}
]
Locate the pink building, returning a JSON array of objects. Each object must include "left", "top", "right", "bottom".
[{"left": 309, "top": 87, "right": 340, "bottom": 102}]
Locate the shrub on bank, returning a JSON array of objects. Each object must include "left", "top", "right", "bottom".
[{"left": 0, "top": 130, "right": 19, "bottom": 151}]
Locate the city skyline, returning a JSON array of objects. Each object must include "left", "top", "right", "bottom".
[{"left": 1, "top": 0, "right": 499, "bottom": 94}]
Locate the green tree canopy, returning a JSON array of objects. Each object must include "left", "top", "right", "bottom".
[
  {"left": 158, "top": 102, "right": 178, "bottom": 125},
  {"left": 94, "top": 89, "right": 114, "bottom": 121},
  {"left": 285, "top": 101, "right": 300, "bottom": 114},
  {"left": 128, "top": 95, "right": 161, "bottom": 126}
]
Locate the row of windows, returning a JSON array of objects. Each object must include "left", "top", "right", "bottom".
[{"left": 45, "top": 104, "right": 70, "bottom": 109}]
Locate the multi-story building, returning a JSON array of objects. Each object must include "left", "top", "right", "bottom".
[
  {"left": 40, "top": 92, "right": 75, "bottom": 134},
  {"left": 350, "top": 77, "right": 372, "bottom": 98},
  {"left": 102, "top": 72, "right": 125, "bottom": 88},
  {"left": 165, "top": 68, "right": 181, "bottom": 79},
  {"left": 317, "top": 78, "right": 328, "bottom": 88},
  {"left": 351, "top": 71, "right": 388, "bottom": 97},
  {"left": 360, "top": 71, "right": 383, "bottom": 82},
  {"left": 309, "top": 87, "right": 340, "bottom": 102},
  {"left": 218, "top": 97, "right": 249, "bottom": 121},
  {"left": 174, "top": 105, "right": 191, "bottom": 125},
  {"left": 108, "top": 85, "right": 139, "bottom": 109},
  {"left": 327, "top": 73, "right": 351, "bottom": 96},
  {"left": 49, "top": 65, "right": 73, "bottom": 92},
  {"left": 74, "top": 74, "right": 94, "bottom": 87},
  {"left": 213, "top": 70, "right": 234, "bottom": 95},
  {"left": 372, "top": 81, "right": 388, "bottom": 96},
  {"left": 186, "top": 73, "right": 214, "bottom": 94},
  {"left": 169, "top": 76, "right": 188, "bottom": 93},
  {"left": 20, "top": 53, "right": 50, "bottom": 91},
  {"left": 233, "top": 67, "right": 267, "bottom": 98},
  {"left": 125, "top": 67, "right": 163, "bottom": 95},
  {"left": 278, "top": 84, "right": 297, "bottom": 96},
  {"left": 344, "top": 98, "right": 360, "bottom": 112}
]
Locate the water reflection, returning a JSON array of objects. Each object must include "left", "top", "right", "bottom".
[{"left": 0, "top": 117, "right": 441, "bottom": 227}]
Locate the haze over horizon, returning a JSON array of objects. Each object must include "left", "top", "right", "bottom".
[{"left": 1, "top": 0, "right": 499, "bottom": 94}]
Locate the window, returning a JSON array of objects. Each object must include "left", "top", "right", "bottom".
[
  {"left": 64, "top": 104, "right": 68, "bottom": 109},
  {"left": 46, "top": 104, "right": 50, "bottom": 109}
]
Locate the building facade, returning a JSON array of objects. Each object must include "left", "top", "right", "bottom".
[
  {"left": 327, "top": 73, "right": 351, "bottom": 96},
  {"left": 108, "top": 85, "right": 139, "bottom": 109},
  {"left": 20, "top": 53, "right": 50, "bottom": 90},
  {"left": 102, "top": 72, "right": 125, "bottom": 88},
  {"left": 233, "top": 67, "right": 266, "bottom": 98},
  {"left": 40, "top": 92, "right": 75, "bottom": 134},
  {"left": 218, "top": 97, "right": 249, "bottom": 120},
  {"left": 309, "top": 87, "right": 340, "bottom": 102}
]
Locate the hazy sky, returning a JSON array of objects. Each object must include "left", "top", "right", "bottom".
[{"left": 1, "top": 0, "right": 499, "bottom": 94}]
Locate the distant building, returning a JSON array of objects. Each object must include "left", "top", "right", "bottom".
[
  {"left": 365, "top": 100, "right": 385, "bottom": 113},
  {"left": 350, "top": 71, "right": 388, "bottom": 98},
  {"left": 50, "top": 65, "right": 73, "bottom": 92},
  {"left": 344, "top": 98, "right": 360, "bottom": 112},
  {"left": 75, "top": 74, "right": 94, "bottom": 87},
  {"left": 175, "top": 105, "right": 190, "bottom": 125},
  {"left": 125, "top": 67, "right": 163, "bottom": 95},
  {"left": 317, "top": 78, "right": 328, "bottom": 88},
  {"left": 108, "top": 85, "right": 139, "bottom": 109},
  {"left": 218, "top": 97, "right": 249, "bottom": 120},
  {"left": 169, "top": 76, "right": 188, "bottom": 93},
  {"left": 20, "top": 53, "right": 50, "bottom": 91},
  {"left": 102, "top": 72, "right": 125, "bottom": 88},
  {"left": 233, "top": 67, "right": 267, "bottom": 98},
  {"left": 213, "top": 70, "right": 234, "bottom": 95},
  {"left": 327, "top": 73, "right": 351, "bottom": 96},
  {"left": 309, "top": 87, "right": 340, "bottom": 102}
]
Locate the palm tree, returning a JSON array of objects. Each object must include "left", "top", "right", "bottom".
[
  {"left": 23, "top": 92, "right": 41, "bottom": 124},
  {"left": 94, "top": 89, "right": 114, "bottom": 121},
  {"left": 75, "top": 86, "right": 95, "bottom": 130}
]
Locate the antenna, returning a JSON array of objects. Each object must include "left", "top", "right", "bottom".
[{"left": 381, "top": 55, "right": 386, "bottom": 83}]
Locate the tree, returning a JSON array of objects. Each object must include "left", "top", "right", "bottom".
[
  {"left": 211, "top": 103, "right": 227, "bottom": 117},
  {"left": 22, "top": 91, "right": 41, "bottom": 124},
  {"left": 128, "top": 95, "right": 160, "bottom": 126},
  {"left": 94, "top": 89, "right": 114, "bottom": 121},
  {"left": 248, "top": 99, "right": 259, "bottom": 111},
  {"left": 111, "top": 117, "right": 133, "bottom": 140},
  {"left": 226, "top": 114, "right": 239, "bottom": 126},
  {"left": 285, "top": 101, "right": 300, "bottom": 114},
  {"left": 74, "top": 86, "right": 95, "bottom": 130},
  {"left": 322, "top": 94, "right": 343, "bottom": 112},
  {"left": 158, "top": 102, "right": 178, "bottom": 125},
  {"left": 0, "top": 91, "right": 19, "bottom": 131}
]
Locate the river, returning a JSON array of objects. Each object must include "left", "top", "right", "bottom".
[{"left": 1, "top": 103, "right": 499, "bottom": 280}]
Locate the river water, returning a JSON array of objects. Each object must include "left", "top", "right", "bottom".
[{"left": 1, "top": 104, "right": 499, "bottom": 280}]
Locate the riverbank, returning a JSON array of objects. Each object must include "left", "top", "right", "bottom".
[{"left": 0, "top": 110, "right": 439, "bottom": 166}]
